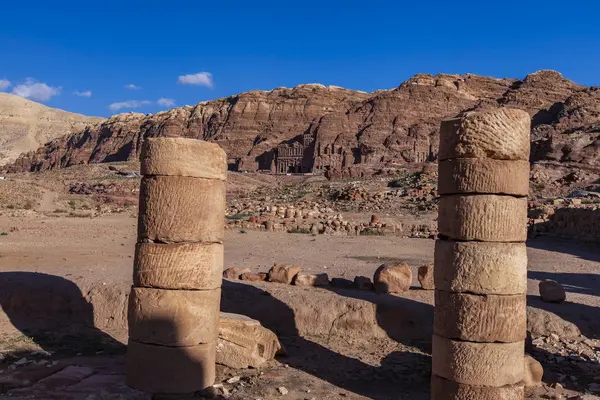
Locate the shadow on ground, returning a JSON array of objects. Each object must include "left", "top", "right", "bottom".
[
  {"left": 0, "top": 272, "right": 125, "bottom": 359},
  {"left": 221, "top": 280, "right": 432, "bottom": 399}
]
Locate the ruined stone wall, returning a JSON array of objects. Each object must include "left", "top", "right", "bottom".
[{"left": 530, "top": 205, "right": 600, "bottom": 243}]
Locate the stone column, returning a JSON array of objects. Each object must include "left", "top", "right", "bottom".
[
  {"left": 431, "top": 108, "right": 530, "bottom": 400},
  {"left": 126, "top": 137, "right": 227, "bottom": 396}
]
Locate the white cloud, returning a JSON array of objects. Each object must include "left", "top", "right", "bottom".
[
  {"left": 73, "top": 90, "right": 92, "bottom": 97},
  {"left": 125, "top": 83, "right": 141, "bottom": 90},
  {"left": 108, "top": 100, "right": 152, "bottom": 111},
  {"left": 177, "top": 72, "right": 213, "bottom": 87},
  {"left": 0, "top": 79, "right": 10, "bottom": 91},
  {"left": 11, "top": 78, "right": 61, "bottom": 101},
  {"left": 157, "top": 98, "right": 175, "bottom": 107}
]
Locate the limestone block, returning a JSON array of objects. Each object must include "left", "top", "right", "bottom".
[
  {"left": 268, "top": 264, "right": 302, "bottom": 285},
  {"left": 438, "top": 195, "right": 527, "bottom": 242},
  {"left": 222, "top": 267, "right": 250, "bottom": 280},
  {"left": 438, "top": 159, "right": 529, "bottom": 196},
  {"left": 431, "top": 374, "right": 524, "bottom": 400},
  {"left": 128, "top": 287, "right": 221, "bottom": 346},
  {"left": 434, "top": 291, "right": 526, "bottom": 342},
  {"left": 138, "top": 176, "right": 226, "bottom": 243},
  {"left": 523, "top": 354, "right": 543, "bottom": 387},
  {"left": 373, "top": 263, "right": 412, "bottom": 293},
  {"left": 439, "top": 108, "right": 531, "bottom": 161},
  {"left": 126, "top": 340, "right": 216, "bottom": 393},
  {"left": 141, "top": 137, "right": 227, "bottom": 180},
  {"left": 418, "top": 264, "right": 435, "bottom": 290},
  {"left": 240, "top": 272, "right": 268, "bottom": 282},
  {"left": 134, "top": 242, "right": 223, "bottom": 290},
  {"left": 354, "top": 276, "right": 374, "bottom": 290},
  {"left": 293, "top": 273, "right": 329, "bottom": 287},
  {"left": 216, "top": 312, "right": 282, "bottom": 369},
  {"left": 432, "top": 335, "right": 524, "bottom": 387},
  {"left": 434, "top": 240, "right": 527, "bottom": 295}
]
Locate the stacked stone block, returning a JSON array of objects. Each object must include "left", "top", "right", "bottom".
[
  {"left": 432, "top": 108, "right": 530, "bottom": 400},
  {"left": 126, "top": 138, "right": 227, "bottom": 395}
]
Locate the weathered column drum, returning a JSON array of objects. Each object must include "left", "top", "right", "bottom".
[
  {"left": 432, "top": 108, "right": 530, "bottom": 400},
  {"left": 126, "top": 138, "right": 226, "bottom": 395}
]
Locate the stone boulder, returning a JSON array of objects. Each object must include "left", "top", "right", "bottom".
[
  {"left": 223, "top": 267, "right": 251, "bottom": 280},
  {"left": 526, "top": 306, "right": 581, "bottom": 340},
  {"left": 417, "top": 264, "right": 434, "bottom": 290},
  {"left": 331, "top": 278, "right": 355, "bottom": 289},
  {"left": 522, "top": 354, "right": 543, "bottom": 387},
  {"left": 293, "top": 273, "right": 329, "bottom": 287},
  {"left": 354, "top": 276, "right": 373, "bottom": 291},
  {"left": 539, "top": 280, "right": 566, "bottom": 303},
  {"left": 268, "top": 264, "right": 302, "bottom": 285},
  {"left": 240, "top": 272, "right": 267, "bottom": 282},
  {"left": 374, "top": 263, "right": 412, "bottom": 294},
  {"left": 216, "top": 312, "right": 282, "bottom": 369}
]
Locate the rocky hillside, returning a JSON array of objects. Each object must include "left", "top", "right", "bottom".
[
  {"left": 0, "top": 93, "right": 104, "bottom": 166},
  {"left": 5, "top": 71, "right": 599, "bottom": 173}
]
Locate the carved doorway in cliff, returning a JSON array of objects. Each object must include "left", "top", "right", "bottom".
[{"left": 288, "top": 165, "right": 301, "bottom": 174}]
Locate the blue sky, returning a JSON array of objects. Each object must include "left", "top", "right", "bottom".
[{"left": 1, "top": 0, "right": 598, "bottom": 117}]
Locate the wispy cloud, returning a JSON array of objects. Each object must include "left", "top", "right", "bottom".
[
  {"left": 157, "top": 98, "right": 175, "bottom": 107},
  {"left": 11, "top": 78, "right": 61, "bottom": 101},
  {"left": 177, "top": 72, "right": 213, "bottom": 87},
  {"left": 125, "top": 83, "right": 141, "bottom": 90},
  {"left": 0, "top": 79, "right": 10, "bottom": 91},
  {"left": 73, "top": 90, "right": 92, "bottom": 97},
  {"left": 108, "top": 100, "right": 152, "bottom": 111}
]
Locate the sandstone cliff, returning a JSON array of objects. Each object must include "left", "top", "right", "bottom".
[
  {"left": 0, "top": 93, "right": 104, "bottom": 166},
  {"left": 5, "top": 71, "right": 599, "bottom": 173}
]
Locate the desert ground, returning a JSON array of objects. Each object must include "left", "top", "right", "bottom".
[{"left": 0, "top": 189, "right": 599, "bottom": 399}]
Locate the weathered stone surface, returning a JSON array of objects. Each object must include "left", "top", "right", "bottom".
[
  {"left": 141, "top": 137, "right": 227, "bottom": 180},
  {"left": 268, "top": 264, "right": 302, "bottom": 285},
  {"left": 374, "top": 263, "right": 412, "bottom": 294},
  {"left": 438, "top": 195, "right": 528, "bottom": 242},
  {"left": 134, "top": 242, "right": 223, "bottom": 290},
  {"left": 217, "top": 312, "right": 282, "bottom": 369},
  {"left": 222, "top": 267, "right": 250, "bottom": 280},
  {"left": 128, "top": 287, "right": 221, "bottom": 346},
  {"left": 331, "top": 278, "right": 356, "bottom": 289},
  {"left": 526, "top": 306, "right": 581, "bottom": 339},
  {"left": 434, "top": 291, "right": 526, "bottom": 343},
  {"left": 438, "top": 159, "right": 530, "bottom": 196},
  {"left": 354, "top": 276, "right": 374, "bottom": 291},
  {"left": 126, "top": 340, "right": 216, "bottom": 393},
  {"left": 439, "top": 108, "right": 531, "bottom": 161},
  {"left": 293, "top": 273, "right": 329, "bottom": 287},
  {"left": 240, "top": 272, "right": 268, "bottom": 282},
  {"left": 432, "top": 335, "right": 524, "bottom": 387},
  {"left": 138, "top": 176, "right": 226, "bottom": 243},
  {"left": 523, "top": 355, "right": 543, "bottom": 387},
  {"left": 418, "top": 264, "right": 435, "bottom": 290},
  {"left": 539, "top": 280, "right": 566, "bottom": 303},
  {"left": 431, "top": 374, "right": 524, "bottom": 400},
  {"left": 434, "top": 240, "right": 527, "bottom": 295}
]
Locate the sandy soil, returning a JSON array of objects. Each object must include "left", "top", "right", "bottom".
[{"left": 0, "top": 213, "right": 599, "bottom": 399}]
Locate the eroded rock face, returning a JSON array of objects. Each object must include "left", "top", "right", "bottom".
[{"left": 6, "top": 70, "right": 598, "bottom": 174}]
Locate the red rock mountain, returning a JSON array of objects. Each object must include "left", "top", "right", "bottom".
[{"left": 5, "top": 71, "right": 599, "bottom": 174}]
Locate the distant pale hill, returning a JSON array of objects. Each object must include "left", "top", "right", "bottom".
[{"left": 0, "top": 93, "right": 104, "bottom": 166}]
